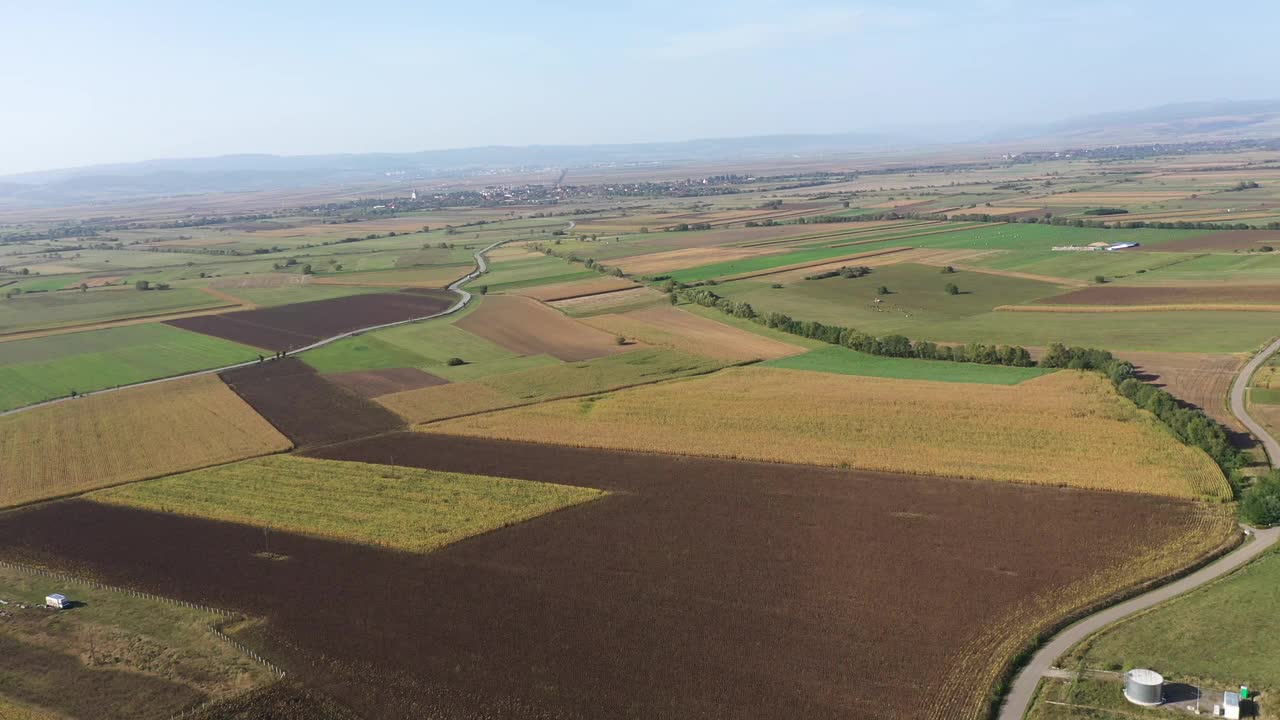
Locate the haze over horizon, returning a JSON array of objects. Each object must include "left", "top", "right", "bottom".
[{"left": 4, "top": 0, "right": 1279, "bottom": 176}]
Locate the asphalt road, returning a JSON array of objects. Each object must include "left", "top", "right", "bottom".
[
  {"left": 0, "top": 235, "right": 513, "bottom": 419},
  {"left": 999, "top": 337, "right": 1280, "bottom": 720},
  {"left": 1230, "top": 336, "right": 1280, "bottom": 467}
]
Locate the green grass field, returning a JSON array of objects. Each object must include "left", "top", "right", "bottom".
[
  {"left": 1251, "top": 387, "right": 1280, "bottom": 404},
  {"left": 972, "top": 249, "right": 1199, "bottom": 282},
  {"left": 762, "top": 346, "right": 1054, "bottom": 384},
  {"left": 470, "top": 254, "right": 596, "bottom": 291},
  {"left": 0, "top": 323, "right": 260, "bottom": 411},
  {"left": 0, "top": 287, "right": 226, "bottom": 334},
  {"left": 712, "top": 264, "right": 1279, "bottom": 353},
  {"left": 1066, "top": 547, "right": 1280, "bottom": 702},
  {"left": 91, "top": 455, "right": 604, "bottom": 553},
  {"left": 665, "top": 245, "right": 899, "bottom": 283},
  {"left": 300, "top": 302, "right": 561, "bottom": 381}
]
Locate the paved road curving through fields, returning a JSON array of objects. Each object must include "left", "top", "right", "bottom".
[
  {"left": 1230, "top": 336, "right": 1280, "bottom": 467},
  {"left": 0, "top": 233, "right": 523, "bottom": 419},
  {"left": 999, "top": 337, "right": 1280, "bottom": 720}
]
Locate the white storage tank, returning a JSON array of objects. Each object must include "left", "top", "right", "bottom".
[{"left": 1123, "top": 668, "right": 1163, "bottom": 706}]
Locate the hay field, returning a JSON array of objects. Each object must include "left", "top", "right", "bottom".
[
  {"left": 91, "top": 455, "right": 603, "bottom": 553},
  {"left": 0, "top": 375, "right": 290, "bottom": 508},
  {"left": 430, "top": 368, "right": 1230, "bottom": 500},
  {"left": 455, "top": 295, "right": 634, "bottom": 361},
  {"left": 580, "top": 306, "right": 804, "bottom": 361}
]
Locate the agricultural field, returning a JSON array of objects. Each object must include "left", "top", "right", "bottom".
[
  {"left": 579, "top": 305, "right": 805, "bottom": 361},
  {"left": 508, "top": 275, "right": 638, "bottom": 301},
  {"left": 92, "top": 455, "right": 604, "bottom": 553},
  {"left": 219, "top": 359, "right": 403, "bottom": 447},
  {"left": 168, "top": 290, "right": 456, "bottom": 351},
  {"left": 1038, "top": 284, "right": 1280, "bottom": 307},
  {"left": 0, "top": 322, "right": 262, "bottom": 411},
  {"left": 205, "top": 283, "right": 389, "bottom": 307},
  {"left": 0, "top": 286, "right": 231, "bottom": 335},
  {"left": 763, "top": 345, "right": 1054, "bottom": 384},
  {"left": 0, "top": 433, "right": 1231, "bottom": 720},
  {"left": 429, "top": 367, "right": 1231, "bottom": 499},
  {"left": 310, "top": 264, "right": 474, "bottom": 288},
  {"left": 469, "top": 253, "right": 596, "bottom": 291},
  {"left": 0, "top": 565, "right": 272, "bottom": 720},
  {"left": 454, "top": 295, "right": 634, "bottom": 362},
  {"left": 0, "top": 374, "right": 289, "bottom": 508},
  {"left": 381, "top": 348, "right": 723, "bottom": 423}
]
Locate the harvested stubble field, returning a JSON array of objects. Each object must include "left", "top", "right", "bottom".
[
  {"left": 167, "top": 290, "right": 456, "bottom": 352},
  {"left": 0, "top": 286, "right": 230, "bottom": 335},
  {"left": 1039, "top": 284, "right": 1280, "bottom": 306},
  {"left": 91, "top": 455, "right": 603, "bottom": 553},
  {"left": 220, "top": 358, "right": 403, "bottom": 447},
  {"left": 1113, "top": 351, "right": 1245, "bottom": 433},
  {"left": 380, "top": 348, "right": 722, "bottom": 424},
  {"left": 454, "top": 295, "right": 634, "bottom": 362},
  {"left": 0, "top": 374, "right": 289, "bottom": 509},
  {"left": 430, "top": 367, "right": 1231, "bottom": 500},
  {"left": 509, "top": 275, "right": 637, "bottom": 301},
  {"left": 311, "top": 265, "right": 473, "bottom": 288},
  {"left": 609, "top": 246, "right": 781, "bottom": 276},
  {"left": 579, "top": 306, "right": 804, "bottom": 362},
  {"left": 322, "top": 367, "right": 448, "bottom": 398},
  {"left": 0, "top": 434, "right": 1232, "bottom": 720}
]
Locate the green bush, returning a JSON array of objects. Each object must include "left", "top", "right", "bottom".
[{"left": 1241, "top": 474, "right": 1280, "bottom": 526}]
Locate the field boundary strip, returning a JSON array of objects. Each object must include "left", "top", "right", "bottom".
[
  {"left": 0, "top": 557, "right": 288, "bottom": 700},
  {"left": 0, "top": 231, "right": 536, "bottom": 418},
  {"left": 995, "top": 303, "right": 1280, "bottom": 313}
]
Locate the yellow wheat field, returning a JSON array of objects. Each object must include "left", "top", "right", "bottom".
[
  {"left": 429, "top": 368, "right": 1230, "bottom": 500},
  {"left": 0, "top": 375, "right": 290, "bottom": 508}
]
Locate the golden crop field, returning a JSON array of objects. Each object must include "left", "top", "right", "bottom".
[
  {"left": 91, "top": 455, "right": 604, "bottom": 553},
  {"left": 0, "top": 375, "right": 290, "bottom": 509},
  {"left": 430, "top": 367, "right": 1230, "bottom": 500}
]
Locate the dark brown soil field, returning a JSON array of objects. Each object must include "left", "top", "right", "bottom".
[
  {"left": 190, "top": 681, "right": 358, "bottom": 720},
  {"left": 166, "top": 290, "right": 456, "bottom": 351},
  {"left": 1040, "top": 284, "right": 1280, "bottom": 305},
  {"left": 1152, "top": 229, "right": 1280, "bottom": 252},
  {"left": 0, "top": 434, "right": 1223, "bottom": 719},
  {"left": 323, "top": 367, "right": 449, "bottom": 398},
  {"left": 219, "top": 359, "right": 403, "bottom": 447}
]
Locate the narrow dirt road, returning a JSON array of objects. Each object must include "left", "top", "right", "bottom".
[{"left": 1230, "top": 336, "right": 1280, "bottom": 466}]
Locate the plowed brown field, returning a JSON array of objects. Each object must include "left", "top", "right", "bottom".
[
  {"left": 323, "top": 368, "right": 448, "bottom": 398},
  {"left": 0, "top": 433, "right": 1232, "bottom": 720},
  {"left": 167, "top": 291, "right": 456, "bottom": 351},
  {"left": 220, "top": 358, "right": 403, "bottom": 447},
  {"left": 454, "top": 295, "right": 634, "bottom": 361},
  {"left": 1113, "top": 351, "right": 1245, "bottom": 432}
]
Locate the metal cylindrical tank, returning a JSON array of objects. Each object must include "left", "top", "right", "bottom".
[{"left": 1123, "top": 668, "right": 1163, "bottom": 706}]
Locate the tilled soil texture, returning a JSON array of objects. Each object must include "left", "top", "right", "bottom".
[
  {"left": 323, "top": 367, "right": 449, "bottom": 399},
  {"left": 1116, "top": 351, "right": 1246, "bottom": 435},
  {"left": 166, "top": 290, "right": 456, "bottom": 352},
  {"left": 0, "top": 435, "right": 1219, "bottom": 720},
  {"left": 1040, "top": 284, "right": 1280, "bottom": 306},
  {"left": 219, "top": 358, "right": 403, "bottom": 447},
  {"left": 1149, "top": 229, "right": 1280, "bottom": 252},
  {"left": 455, "top": 295, "right": 633, "bottom": 362}
]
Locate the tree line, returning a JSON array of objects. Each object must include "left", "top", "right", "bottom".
[{"left": 789, "top": 210, "right": 1280, "bottom": 232}]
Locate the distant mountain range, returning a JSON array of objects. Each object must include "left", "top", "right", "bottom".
[{"left": 4, "top": 100, "right": 1280, "bottom": 206}]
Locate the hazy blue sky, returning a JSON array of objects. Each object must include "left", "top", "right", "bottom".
[{"left": 2, "top": 0, "right": 1277, "bottom": 174}]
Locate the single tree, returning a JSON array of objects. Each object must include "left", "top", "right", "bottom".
[
  {"left": 876, "top": 285, "right": 890, "bottom": 295},
  {"left": 945, "top": 283, "right": 959, "bottom": 295},
  {"left": 1241, "top": 474, "right": 1280, "bottom": 526}
]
